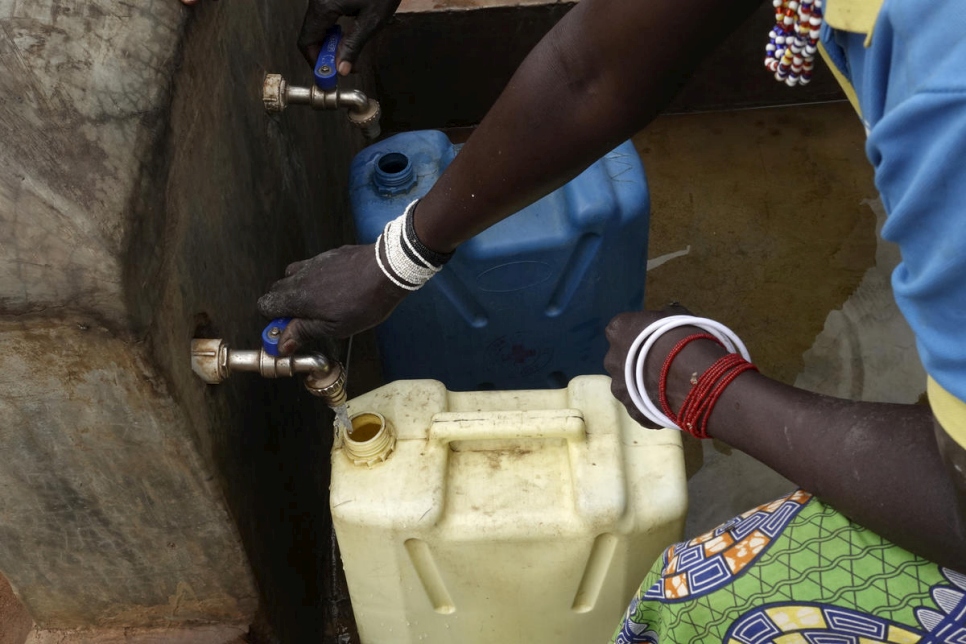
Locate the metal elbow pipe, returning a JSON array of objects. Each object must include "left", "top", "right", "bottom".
[
  {"left": 333, "top": 88, "right": 370, "bottom": 112},
  {"left": 291, "top": 353, "right": 336, "bottom": 375},
  {"left": 263, "top": 74, "right": 381, "bottom": 139}
]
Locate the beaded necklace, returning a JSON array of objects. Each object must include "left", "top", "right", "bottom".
[{"left": 765, "top": 0, "right": 824, "bottom": 86}]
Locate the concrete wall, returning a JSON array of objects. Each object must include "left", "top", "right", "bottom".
[
  {"left": 0, "top": 321, "right": 253, "bottom": 630},
  {"left": 1, "top": 1, "right": 368, "bottom": 641}
]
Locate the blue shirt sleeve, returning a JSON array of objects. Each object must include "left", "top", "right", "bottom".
[{"left": 837, "top": 0, "right": 966, "bottom": 402}]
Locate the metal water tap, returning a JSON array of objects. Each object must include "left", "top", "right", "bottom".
[
  {"left": 263, "top": 75, "right": 381, "bottom": 139},
  {"left": 190, "top": 319, "right": 347, "bottom": 409},
  {"left": 262, "top": 26, "right": 381, "bottom": 140}
]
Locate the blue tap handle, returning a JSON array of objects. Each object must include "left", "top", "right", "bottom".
[
  {"left": 313, "top": 26, "right": 342, "bottom": 91},
  {"left": 262, "top": 318, "right": 292, "bottom": 357}
]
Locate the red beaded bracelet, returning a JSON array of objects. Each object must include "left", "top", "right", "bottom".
[
  {"left": 658, "top": 333, "right": 723, "bottom": 423},
  {"left": 677, "top": 353, "right": 758, "bottom": 440}
]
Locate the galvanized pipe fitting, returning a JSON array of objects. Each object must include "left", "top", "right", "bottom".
[
  {"left": 190, "top": 338, "right": 347, "bottom": 408},
  {"left": 306, "top": 367, "right": 348, "bottom": 408},
  {"left": 263, "top": 73, "right": 381, "bottom": 139}
]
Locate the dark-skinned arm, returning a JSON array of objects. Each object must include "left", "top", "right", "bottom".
[
  {"left": 259, "top": 0, "right": 764, "bottom": 346},
  {"left": 605, "top": 310, "right": 966, "bottom": 572},
  {"left": 414, "top": 0, "right": 763, "bottom": 252}
]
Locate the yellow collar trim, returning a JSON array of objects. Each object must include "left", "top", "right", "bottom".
[
  {"left": 928, "top": 376, "right": 966, "bottom": 451},
  {"left": 817, "top": 41, "right": 863, "bottom": 118},
  {"left": 824, "top": 0, "right": 885, "bottom": 46}
]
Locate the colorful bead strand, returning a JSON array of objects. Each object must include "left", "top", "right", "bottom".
[{"left": 765, "top": 0, "right": 823, "bottom": 86}]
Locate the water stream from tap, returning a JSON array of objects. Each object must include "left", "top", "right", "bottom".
[
  {"left": 332, "top": 336, "right": 354, "bottom": 435},
  {"left": 333, "top": 402, "right": 353, "bottom": 436}
]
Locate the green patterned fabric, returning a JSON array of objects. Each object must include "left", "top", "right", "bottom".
[{"left": 610, "top": 490, "right": 966, "bottom": 644}]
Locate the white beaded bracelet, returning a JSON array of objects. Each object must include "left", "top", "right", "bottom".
[
  {"left": 375, "top": 200, "right": 443, "bottom": 291},
  {"left": 623, "top": 315, "right": 751, "bottom": 429},
  {"left": 375, "top": 234, "right": 420, "bottom": 291},
  {"left": 384, "top": 215, "right": 439, "bottom": 284}
]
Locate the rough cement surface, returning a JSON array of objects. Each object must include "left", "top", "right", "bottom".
[
  {"left": 0, "top": 0, "right": 263, "bottom": 632},
  {"left": 0, "top": 0, "right": 370, "bottom": 638},
  {"left": 0, "top": 319, "right": 255, "bottom": 628},
  {"left": 127, "top": 2, "right": 369, "bottom": 641},
  {"left": 635, "top": 103, "right": 877, "bottom": 386},
  {"left": 0, "top": 1, "right": 182, "bottom": 324},
  {"left": 25, "top": 626, "right": 246, "bottom": 644},
  {"left": 0, "top": 573, "right": 33, "bottom": 644},
  {"left": 23, "top": 626, "right": 248, "bottom": 644},
  {"left": 795, "top": 197, "right": 926, "bottom": 403}
]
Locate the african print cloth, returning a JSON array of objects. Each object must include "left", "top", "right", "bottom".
[{"left": 611, "top": 490, "right": 966, "bottom": 644}]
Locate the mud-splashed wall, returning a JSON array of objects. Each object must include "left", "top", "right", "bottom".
[{"left": 0, "top": 1, "right": 369, "bottom": 641}]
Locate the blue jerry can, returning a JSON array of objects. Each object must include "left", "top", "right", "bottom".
[{"left": 350, "top": 130, "right": 650, "bottom": 391}]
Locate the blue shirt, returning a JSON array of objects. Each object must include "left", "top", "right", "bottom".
[{"left": 821, "top": 0, "right": 966, "bottom": 403}]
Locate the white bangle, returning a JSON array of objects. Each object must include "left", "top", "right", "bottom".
[{"left": 623, "top": 315, "right": 751, "bottom": 429}]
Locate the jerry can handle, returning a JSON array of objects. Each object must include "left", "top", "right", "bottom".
[
  {"left": 429, "top": 409, "right": 586, "bottom": 444},
  {"left": 314, "top": 25, "right": 342, "bottom": 91}
]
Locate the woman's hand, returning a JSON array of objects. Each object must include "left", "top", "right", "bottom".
[
  {"left": 604, "top": 305, "right": 727, "bottom": 428},
  {"left": 298, "top": 0, "right": 402, "bottom": 73},
  {"left": 257, "top": 244, "right": 410, "bottom": 354}
]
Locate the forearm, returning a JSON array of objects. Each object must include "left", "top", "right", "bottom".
[
  {"left": 415, "top": 0, "right": 763, "bottom": 253},
  {"left": 719, "top": 378, "right": 965, "bottom": 568},
  {"left": 663, "top": 338, "right": 966, "bottom": 570}
]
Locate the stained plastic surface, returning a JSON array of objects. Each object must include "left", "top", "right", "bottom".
[
  {"left": 349, "top": 130, "right": 650, "bottom": 391},
  {"left": 334, "top": 375, "right": 687, "bottom": 644}
]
